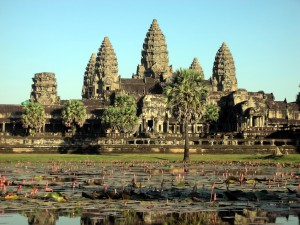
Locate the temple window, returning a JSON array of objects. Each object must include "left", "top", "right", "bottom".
[{"left": 147, "top": 120, "right": 153, "bottom": 129}]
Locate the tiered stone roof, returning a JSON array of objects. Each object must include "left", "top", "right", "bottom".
[
  {"left": 135, "top": 19, "right": 172, "bottom": 80},
  {"left": 82, "top": 53, "right": 96, "bottom": 99},
  {"left": 212, "top": 42, "right": 237, "bottom": 92},
  {"left": 189, "top": 57, "right": 204, "bottom": 80},
  {"left": 95, "top": 37, "right": 118, "bottom": 79},
  {"left": 94, "top": 36, "right": 120, "bottom": 96},
  {"left": 30, "top": 72, "right": 60, "bottom": 105}
]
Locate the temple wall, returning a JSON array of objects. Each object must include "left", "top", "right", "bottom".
[{"left": 0, "top": 136, "right": 298, "bottom": 154}]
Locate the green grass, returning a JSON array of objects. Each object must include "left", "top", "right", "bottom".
[{"left": 0, "top": 153, "right": 299, "bottom": 163}]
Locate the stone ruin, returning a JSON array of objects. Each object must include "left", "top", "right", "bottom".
[
  {"left": 0, "top": 19, "right": 299, "bottom": 139},
  {"left": 212, "top": 42, "right": 238, "bottom": 92},
  {"left": 82, "top": 53, "right": 96, "bottom": 99},
  {"left": 189, "top": 57, "right": 205, "bottom": 80},
  {"left": 134, "top": 19, "right": 173, "bottom": 81},
  {"left": 30, "top": 72, "right": 60, "bottom": 105},
  {"left": 82, "top": 37, "right": 120, "bottom": 100}
]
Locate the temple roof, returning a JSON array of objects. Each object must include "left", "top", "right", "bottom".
[
  {"left": 137, "top": 19, "right": 171, "bottom": 78},
  {"left": 267, "top": 101, "right": 287, "bottom": 110},
  {"left": 189, "top": 57, "right": 204, "bottom": 80},
  {"left": 213, "top": 43, "right": 235, "bottom": 76},
  {"left": 287, "top": 102, "right": 299, "bottom": 111},
  {"left": 95, "top": 36, "right": 118, "bottom": 79},
  {"left": 0, "top": 104, "right": 23, "bottom": 114},
  {"left": 82, "top": 53, "right": 96, "bottom": 99},
  {"left": 212, "top": 42, "right": 237, "bottom": 92}
]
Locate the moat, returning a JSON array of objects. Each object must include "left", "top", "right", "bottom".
[{"left": 0, "top": 158, "right": 299, "bottom": 224}]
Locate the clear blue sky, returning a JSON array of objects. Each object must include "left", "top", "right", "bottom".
[{"left": 0, "top": 0, "right": 299, "bottom": 104}]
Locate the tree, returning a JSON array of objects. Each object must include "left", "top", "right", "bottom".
[
  {"left": 102, "top": 94, "right": 139, "bottom": 134},
  {"left": 202, "top": 103, "right": 220, "bottom": 134},
  {"left": 164, "top": 68, "right": 209, "bottom": 161},
  {"left": 21, "top": 102, "right": 46, "bottom": 135},
  {"left": 61, "top": 100, "right": 87, "bottom": 134},
  {"left": 296, "top": 84, "right": 300, "bottom": 107}
]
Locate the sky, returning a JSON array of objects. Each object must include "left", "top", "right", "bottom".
[{"left": 0, "top": 0, "right": 299, "bottom": 104}]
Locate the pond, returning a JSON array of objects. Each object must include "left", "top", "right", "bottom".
[
  {"left": 0, "top": 210, "right": 299, "bottom": 225},
  {"left": 0, "top": 159, "right": 299, "bottom": 224}
]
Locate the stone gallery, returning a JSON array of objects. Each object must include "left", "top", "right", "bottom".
[{"left": 0, "top": 19, "right": 299, "bottom": 139}]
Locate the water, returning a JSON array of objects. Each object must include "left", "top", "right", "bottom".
[
  {"left": 1, "top": 160, "right": 300, "bottom": 224},
  {"left": 0, "top": 214, "right": 78, "bottom": 225},
  {"left": 0, "top": 211, "right": 299, "bottom": 225},
  {"left": 276, "top": 215, "right": 299, "bottom": 225}
]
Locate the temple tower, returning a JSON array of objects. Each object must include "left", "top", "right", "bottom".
[
  {"left": 94, "top": 36, "right": 120, "bottom": 97},
  {"left": 82, "top": 53, "right": 96, "bottom": 99},
  {"left": 212, "top": 42, "right": 237, "bottom": 92},
  {"left": 135, "top": 19, "right": 172, "bottom": 80},
  {"left": 189, "top": 57, "right": 204, "bottom": 80},
  {"left": 30, "top": 72, "right": 60, "bottom": 105}
]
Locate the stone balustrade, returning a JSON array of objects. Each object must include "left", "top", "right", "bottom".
[{"left": 0, "top": 135, "right": 298, "bottom": 147}]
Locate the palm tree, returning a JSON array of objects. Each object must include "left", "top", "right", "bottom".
[
  {"left": 164, "top": 68, "right": 208, "bottom": 161},
  {"left": 61, "top": 100, "right": 87, "bottom": 134},
  {"left": 21, "top": 102, "right": 46, "bottom": 135}
]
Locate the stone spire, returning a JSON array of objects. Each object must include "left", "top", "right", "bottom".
[
  {"left": 135, "top": 19, "right": 172, "bottom": 80},
  {"left": 212, "top": 42, "right": 237, "bottom": 92},
  {"left": 94, "top": 36, "right": 119, "bottom": 96},
  {"left": 82, "top": 53, "right": 96, "bottom": 99},
  {"left": 189, "top": 57, "right": 204, "bottom": 80},
  {"left": 30, "top": 72, "right": 60, "bottom": 105}
]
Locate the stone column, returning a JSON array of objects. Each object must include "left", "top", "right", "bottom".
[
  {"left": 166, "top": 120, "right": 169, "bottom": 133},
  {"left": 152, "top": 118, "right": 156, "bottom": 133},
  {"left": 259, "top": 117, "right": 262, "bottom": 127},
  {"left": 271, "top": 139, "right": 275, "bottom": 146},
  {"left": 142, "top": 117, "right": 146, "bottom": 132},
  {"left": 2, "top": 123, "right": 5, "bottom": 132},
  {"left": 250, "top": 115, "right": 253, "bottom": 127}
]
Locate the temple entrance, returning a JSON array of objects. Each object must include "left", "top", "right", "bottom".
[
  {"left": 147, "top": 120, "right": 153, "bottom": 128},
  {"left": 147, "top": 120, "right": 153, "bottom": 132}
]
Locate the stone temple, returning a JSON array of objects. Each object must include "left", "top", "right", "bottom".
[{"left": 0, "top": 19, "right": 299, "bottom": 139}]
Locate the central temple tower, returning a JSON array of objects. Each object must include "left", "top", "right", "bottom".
[{"left": 134, "top": 19, "right": 172, "bottom": 81}]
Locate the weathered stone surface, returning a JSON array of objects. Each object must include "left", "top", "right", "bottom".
[
  {"left": 134, "top": 19, "right": 173, "bottom": 81},
  {"left": 140, "top": 94, "right": 168, "bottom": 134},
  {"left": 93, "top": 36, "right": 120, "bottom": 98},
  {"left": 1, "top": 20, "right": 300, "bottom": 139},
  {"left": 212, "top": 42, "right": 237, "bottom": 92},
  {"left": 82, "top": 53, "right": 96, "bottom": 99},
  {"left": 30, "top": 72, "right": 60, "bottom": 105},
  {"left": 189, "top": 57, "right": 204, "bottom": 80}
]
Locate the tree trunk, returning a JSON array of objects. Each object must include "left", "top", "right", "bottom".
[{"left": 183, "top": 121, "right": 190, "bottom": 161}]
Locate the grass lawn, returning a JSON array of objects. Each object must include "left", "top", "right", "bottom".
[{"left": 0, "top": 153, "right": 299, "bottom": 163}]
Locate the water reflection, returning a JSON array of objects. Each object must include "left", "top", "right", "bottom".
[
  {"left": 27, "top": 210, "right": 57, "bottom": 225},
  {"left": 1, "top": 209, "right": 298, "bottom": 225}
]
